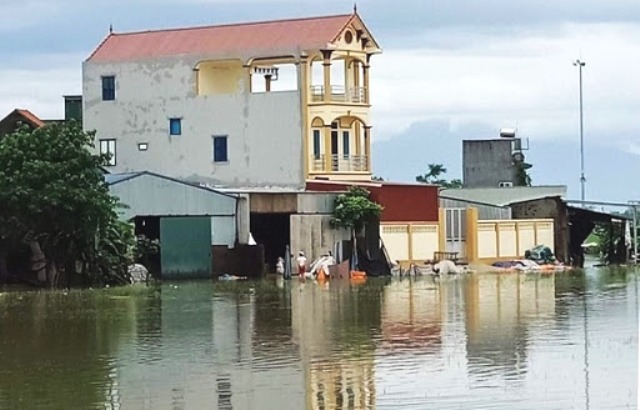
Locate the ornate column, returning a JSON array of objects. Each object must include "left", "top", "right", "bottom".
[
  {"left": 324, "top": 125, "right": 333, "bottom": 172},
  {"left": 321, "top": 50, "right": 333, "bottom": 103},
  {"left": 364, "top": 126, "right": 372, "bottom": 172},
  {"left": 363, "top": 54, "right": 372, "bottom": 104}
]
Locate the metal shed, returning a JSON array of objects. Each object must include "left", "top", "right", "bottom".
[{"left": 106, "top": 172, "right": 238, "bottom": 279}]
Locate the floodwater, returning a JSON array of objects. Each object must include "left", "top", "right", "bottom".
[{"left": 0, "top": 268, "right": 637, "bottom": 409}]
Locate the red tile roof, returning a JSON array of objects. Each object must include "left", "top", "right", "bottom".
[
  {"left": 15, "top": 109, "right": 45, "bottom": 128},
  {"left": 88, "top": 14, "right": 357, "bottom": 63}
]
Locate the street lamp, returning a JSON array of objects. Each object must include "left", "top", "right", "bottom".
[{"left": 574, "top": 59, "right": 586, "bottom": 204}]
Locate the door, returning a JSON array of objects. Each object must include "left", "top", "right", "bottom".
[
  {"left": 160, "top": 216, "right": 212, "bottom": 279},
  {"left": 445, "top": 208, "right": 467, "bottom": 258}
]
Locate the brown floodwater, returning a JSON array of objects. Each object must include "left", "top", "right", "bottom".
[{"left": 0, "top": 267, "right": 637, "bottom": 409}]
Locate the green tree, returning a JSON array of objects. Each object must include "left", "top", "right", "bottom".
[
  {"left": 415, "top": 163, "right": 463, "bottom": 188},
  {"left": 331, "top": 186, "right": 383, "bottom": 236},
  {"left": 0, "top": 122, "right": 135, "bottom": 288},
  {"left": 515, "top": 162, "right": 532, "bottom": 186}
]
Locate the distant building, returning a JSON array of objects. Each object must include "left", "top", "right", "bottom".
[
  {"left": 463, "top": 129, "right": 531, "bottom": 188},
  {"left": 64, "top": 95, "right": 83, "bottom": 126},
  {"left": 0, "top": 109, "right": 45, "bottom": 138}
]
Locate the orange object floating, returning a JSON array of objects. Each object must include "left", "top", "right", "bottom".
[{"left": 350, "top": 271, "right": 367, "bottom": 279}]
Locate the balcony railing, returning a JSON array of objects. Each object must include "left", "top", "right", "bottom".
[
  {"left": 310, "top": 155, "right": 369, "bottom": 173},
  {"left": 309, "top": 86, "right": 367, "bottom": 104}
]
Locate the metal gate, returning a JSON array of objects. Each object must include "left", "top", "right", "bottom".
[
  {"left": 160, "top": 216, "right": 212, "bottom": 279},
  {"left": 444, "top": 208, "right": 467, "bottom": 258}
]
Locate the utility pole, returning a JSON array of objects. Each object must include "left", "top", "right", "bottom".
[{"left": 574, "top": 60, "right": 586, "bottom": 204}]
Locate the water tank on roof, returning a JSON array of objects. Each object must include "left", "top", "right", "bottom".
[{"left": 500, "top": 128, "right": 516, "bottom": 138}]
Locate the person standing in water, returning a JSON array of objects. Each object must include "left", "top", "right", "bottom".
[{"left": 296, "top": 251, "right": 307, "bottom": 275}]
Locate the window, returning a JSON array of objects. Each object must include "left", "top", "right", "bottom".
[
  {"left": 138, "top": 143, "right": 148, "bottom": 151},
  {"left": 213, "top": 136, "right": 228, "bottom": 162},
  {"left": 169, "top": 118, "right": 182, "bottom": 135},
  {"left": 99, "top": 139, "right": 117, "bottom": 166},
  {"left": 313, "top": 130, "right": 321, "bottom": 159},
  {"left": 342, "top": 131, "right": 350, "bottom": 158},
  {"left": 101, "top": 76, "right": 115, "bottom": 101}
]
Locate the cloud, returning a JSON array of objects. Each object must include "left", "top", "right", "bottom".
[
  {"left": 0, "top": 53, "right": 82, "bottom": 120},
  {"left": 0, "top": 1, "right": 61, "bottom": 32},
  {"left": 370, "top": 22, "right": 640, "bottom": 146}
]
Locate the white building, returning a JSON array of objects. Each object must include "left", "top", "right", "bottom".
[{"left": 83, "top": 11, "right": 381, "bottom": 189}]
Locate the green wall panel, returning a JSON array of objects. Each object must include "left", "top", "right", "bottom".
[{"left": 160, "top": 217, "right": 211, "bottom": 279}]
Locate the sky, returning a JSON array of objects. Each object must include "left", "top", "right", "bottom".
[{"left": 2, "top": 0, "right": 639, "bottom": 203}]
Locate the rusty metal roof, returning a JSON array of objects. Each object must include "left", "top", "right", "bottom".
[
  {"left": 87, "top": 14, "right": 356, "bottom": 63},
  {"left": 14, "top": 109, "right": 45, "bottom": 128}
]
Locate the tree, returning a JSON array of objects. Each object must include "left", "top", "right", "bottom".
[
  {"left": 331, "top": 186, "right": 383, "bottom": 236},
  {"left": 415, "top": 163, "right": 463, "bottom": 188},
  {"left": 515, "top": 162, "right": 532, "bottom": 186},
  {"left": 0, "top": 122, "right": 135, "bottom": 287}
]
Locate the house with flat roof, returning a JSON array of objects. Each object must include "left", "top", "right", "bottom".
[{"left": 83, "top": 11, "right": 381, "bottom": 188}]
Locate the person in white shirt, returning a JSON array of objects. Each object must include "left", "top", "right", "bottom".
[{"left": 296, "top": 251, "right": 307, "bottom": 275}]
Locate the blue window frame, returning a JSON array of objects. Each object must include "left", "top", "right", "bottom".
[
  {"left": 169, "top": 118, "right": 182, "bottom": 135},
  {"left": 313, "top": 130, "right": 321, "bottom": 159},
  {"left": 102, "top": 76, "right": 115, "bottom": 101},
  {"left": 342, "top": 131, "right": 350, "bottom": 158},
  {"left": 213, "top": 136, "right": 228, "bottom": 162}
]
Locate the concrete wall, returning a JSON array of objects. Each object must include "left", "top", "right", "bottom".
[
  {"left": 290, "top": 215, "right": 350, "bottom": 263},
  {"left": 463, "top": 139, "right": 516, "bottom": 188},
  {"left": 472, "top": 219, "right": 555, "bottom": 261},
  {"left": 510, "top": 197, "right": 569, "bottom": 264},
  {"left": 380, "top": 223, "right": 440, "bottom": 264},
  {"left": 83, "top": 58, "right": 304, "bottom": 188}
]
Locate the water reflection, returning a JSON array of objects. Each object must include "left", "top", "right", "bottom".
[{"left": 0, "top": 269, "right": 637, "bottom": 409}]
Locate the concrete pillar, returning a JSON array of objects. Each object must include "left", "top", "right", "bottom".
[
  {"left": 324, "top": 125, "right": 332, "bottom": 172},
  {"left": 265, "top": 75, "right": 272, "bottom": 92},
  {"left": 193, "top": 68, "right": 200, "bottom": 96},
  {"left": 298, "top": 57, "right": 310, "bottom": 179},
  {"left": 322, "top": 50, "right": 333, "bottom": 103},
  {"left": 438, "top": 208, "right": 446, "bottom": 252},
  {"left": 364, "top": 126, "right": 372, "bottom": 171},
  {"left": 465, "top": 207, "right": 479, "bottom": 263},
  {"left": 355, "top": 122, "right": 362, "bottom": 156},
  {"left": 242, "top": 64, "right": 252, "bottom": 94},
  {"left": 363, "top": 61, "right": 370, "bottom": 104}
]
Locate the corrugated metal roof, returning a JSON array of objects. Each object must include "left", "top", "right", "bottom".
[
  {"left": 440, "top": 186, "right": 567, "bottom": 207},
  {"left": 88, "top": 14, "right": 355, "bottom": 62},
  {"left": 104, "top": 171, "right": 239, "bottom": 199},
  {"left": 104, "top": 172, "right": 144, "bottom": 185}
]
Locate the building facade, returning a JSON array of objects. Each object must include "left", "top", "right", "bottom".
[
  {"left": 83, "top": 12, "right": 381, "bottom": 188},
  {"left": 463, "top": 139, "right": 518, "bottom": 188}
]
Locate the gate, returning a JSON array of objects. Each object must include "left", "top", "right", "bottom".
[{"left": 444, "top": 208, "right": 467, "bottom": 258}]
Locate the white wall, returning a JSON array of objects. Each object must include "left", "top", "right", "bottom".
[{"left": 84, "top": 57, "right": 304, "bottom": 188}]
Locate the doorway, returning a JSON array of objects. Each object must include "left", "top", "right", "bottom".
[
  {"left": 250, "top": 213, "right": 291, "bottom": 272},
  {"left": 134, "top": 216, "right": 161, "bottom": 275}
]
